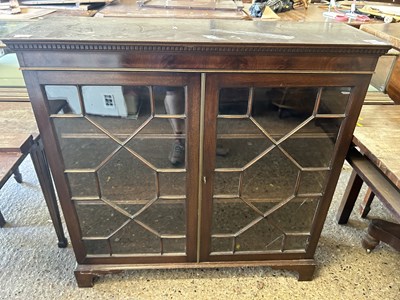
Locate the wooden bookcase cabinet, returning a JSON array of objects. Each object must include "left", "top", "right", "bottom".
[{"left": 3, "top": 18, "right": 389, "bottom": 287}]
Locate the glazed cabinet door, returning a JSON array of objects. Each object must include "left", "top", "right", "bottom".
[
  {"left": 27, "top": 71, "right": 201, "bottom": 264},
  {"left": 200, "top": 73, "right": 369, "bottom": 262}
]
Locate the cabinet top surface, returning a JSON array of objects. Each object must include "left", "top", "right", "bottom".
[{"left": 1, "top": 17, "right": 390, "bottom": 49}]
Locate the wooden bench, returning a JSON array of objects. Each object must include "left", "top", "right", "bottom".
[
  {"left": 364, "top": 91, "right": 394, "bottom": 105},
  {"left": 337, "top": 105, "right": 400, "bottom": 252},
  {"left": 0, "top": 86, "right": 29, "bottom": 102},
  {"left": 0, "top": 101, "right": 68, "bottom": 248}
]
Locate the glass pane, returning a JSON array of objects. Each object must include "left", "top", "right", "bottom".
[
  {"left": 216, "top": 119, "right": 272, "bottom": 169},
  {"left": 318, "top": 87, "right": 351, "bottom": 115},
  {"left": 212, "top": 198, "right": 260, "bottom": 235},
  {"left": 49, "top": 82, "right": 189, "bottom": 257},
  {"left": 213, "top": 172, "right": 240, "bottom": 196},
  {"left": 67, "top": 172, "right": 98, "bottom": 198},
  {"left": 163, "top": 238, "right": 186, "bottom": 254},
  {"left": 298, "top": 170, "right": 329, "bottom": 195},
  {"left": 266, "top": 197, "right": 319, "bottom": 233},
  {"left": 159, "top": 86, "right": 186, "bottom": 115},
  {"left": 211, "top": 237, "right": 233, "bottom": 253},
  {"left": 251, "top": 87, "right": 318, "bottom": 140},
  {"left": 53, "top": 117, "right": 120, "bottom": 170},
  {"left": 283, "top": 235, "right": 309, "bottom": 251},
  {"left": 135, "top": 118, "right": 186, "bottom": 168},
  {"left": 235, "top": 220, "right": 284, "bottom": 252},
  {"left": 84, "top": 239, "right": 109, "bottom": 255},
  {"left": 111, "top": 220, "right": 160, "bottom": 254},
  {"left": 211, "top": 84, "right": 348, "bottom": 255},
  {"left": 370, "top": 55, "right": 396, "bottom": 92},
  {"left": 82, "top": 85, "right": 150, "bottom": 142},
  {"left": 279, "top": 118, "right": 342, "bottom": 168},
  {"left": 135, "top": 199, "right": 186, "bottom": 235},
  {"left": 44, "top": 85, "right": 81, "bottom": 114},
  {"left": 75, "top": 201, "right": 129, "bottom": 238},
  {"left": 241, "top": 147, "right": 299, "bottom": 200},
  {"left": 219, "top": 88, "right": 249, "bottom": 115},
  {"left": 98, "top": 148, "right": 156, "bottom": 201},
  {"left": 159, "top": 172, "right": 186, "bottom": 196}
]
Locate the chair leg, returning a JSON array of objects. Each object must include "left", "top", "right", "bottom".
[
  {"left": 13, "top": 167, "right": 23, "bottom": 183},
  {"left": 30, "top": 139, "right": 68, "bottom": 248},
  {"left": 337, "top": 169, "right": 364, "bottom": 224},
  {"left": 359, "top": 188, "right": 375, "bottom": 219},
  {"left": 0, "top": 210, "right": 5, "bottom": 227}
]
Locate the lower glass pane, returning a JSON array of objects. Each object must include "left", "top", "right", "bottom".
[
  {"left": 110, "top": 220, "right": 161, "bottom": 254},
  {"left": 75, "top": 202, "right": 129, "bottom": 238},
  {"left": 84, "top": 239, "right": 109, "bottom": 255},
  {"left": 163, "top": 238, "right": 186, "bottom": 254}
]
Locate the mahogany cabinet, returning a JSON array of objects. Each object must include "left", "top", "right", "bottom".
[{"left": 2, "top": 17, "right": 389, "bottom": 287}]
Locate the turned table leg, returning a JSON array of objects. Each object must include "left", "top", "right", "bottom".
[{"left": 362, "top": 219, "right": 400, "bottom": 253}]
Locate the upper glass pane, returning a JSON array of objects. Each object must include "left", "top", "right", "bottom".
[
  {"left": 318, "top": 87, "right": 351, "bottom": 115},
  {"left": 44, "top": 85, "right": 82, "bottom": 114},
  {"left": 53, "top": 117, "right": 120, "bottom": 170}
]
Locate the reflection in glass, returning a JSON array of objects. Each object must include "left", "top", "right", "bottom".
[
  {"left": 67, "top": 172, "right": 98, "bottom": 198},
  {"left": 298, "top": 171, "right": 329, "bottom": 195},
  {"left": 318, "top": 87, "right": 350, "bottom": 115},
  {"left": 280, "top": 118, "right": 342, "bottom": 168},
  {"left": 251, "top": 87, "right": 318, "bottom": 140},
  {"left": 241, "top": 147, "right": 299, "bottom": 200},
  {"left": 235, "top": 220, "right": 284, "bottom": 252},
  {"left": 163, "top": 238, "right": 186, "bottom": 254},
  {"left": 53, "top": 117, "right": 120, "bottom": 170},
  {"left": 159, "top": 172, "right": 186, "bottom": 196},
  {"left": 283, "top": 235, "right": 309, "bottom": 251},
  {"left": 211, "top": 237, "right": 233, "bottom": 253},
  {"left": 136, "top": 200, "right": 186, "bottom": 235},
  {"left": 211, "top": 85, "right": 345, "bottom": 254},
  {"left": 98, "top": 148, "right": 156, "bottom": 201},
  {"left": 219, "top": 88, "right": 249, "bottom": 115},
  {"left": 213, "top": 172, "right": 240, "bottom": 196},
  {"left": 45, "top": 85, "right": 81, "bottom": 114},
  {"left": 48, "top": 83, "right": 188, "bottom": 256},
  {"left": 266, "top": 197, "right": 319, "bottom": 232},
  {"left": 75, "top": 201, "right": 129, "bottom": 237},
  {"left": 84, "top": 240, "right": 109, "bottom": 255},
  {"left": 212, "top": 198, "right": 260, "bottom": 235},
  {"left": 111, "top": 220, "right": 160, "bottom": 254}
]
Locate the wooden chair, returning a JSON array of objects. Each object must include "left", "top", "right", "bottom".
[{"left": 0, "top": 52, "right": 67, "bottom": 247}]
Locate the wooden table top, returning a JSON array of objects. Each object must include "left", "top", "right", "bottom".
[
  {"left": 353, "top": 105, "right": 400, "bottom": 189},
  {"left": 96, "top": 1, "right": 384, "bottom": 24},
  {"left": 360, "top": 23, "right": 400, "bottom": 50},
  {"left": 0, "top": 102, "right": 37, "bottom": 138}
]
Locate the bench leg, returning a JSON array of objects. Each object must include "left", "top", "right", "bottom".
[
  {"left": 359, "top": 188, "right": 375, "bottom": 219},
  {"left": 13, "top": 167, "right": 23, "bottom": 183},
  {"left": 337, "top": 169, "right": 364, "bottom": 224},
  {"left": 30, "top": 139, "right": 68, "bottom": 248}
]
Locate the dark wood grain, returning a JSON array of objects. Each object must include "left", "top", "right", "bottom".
[
  {"left": 353, "top": 105, "right": 400, "bottom": 189},
  {"left": 361, "top": 23, "right": 400, "bottom": 51},
  {"left": 360, "top": 23, "right": 400, "bottom": 104},
  {"left": 3, "top": 18, "right": 389, "bottom": 286}
]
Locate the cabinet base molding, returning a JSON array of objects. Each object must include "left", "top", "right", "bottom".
[{"left": 74, "top": 259, "right": 316, "bottom": 287}]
